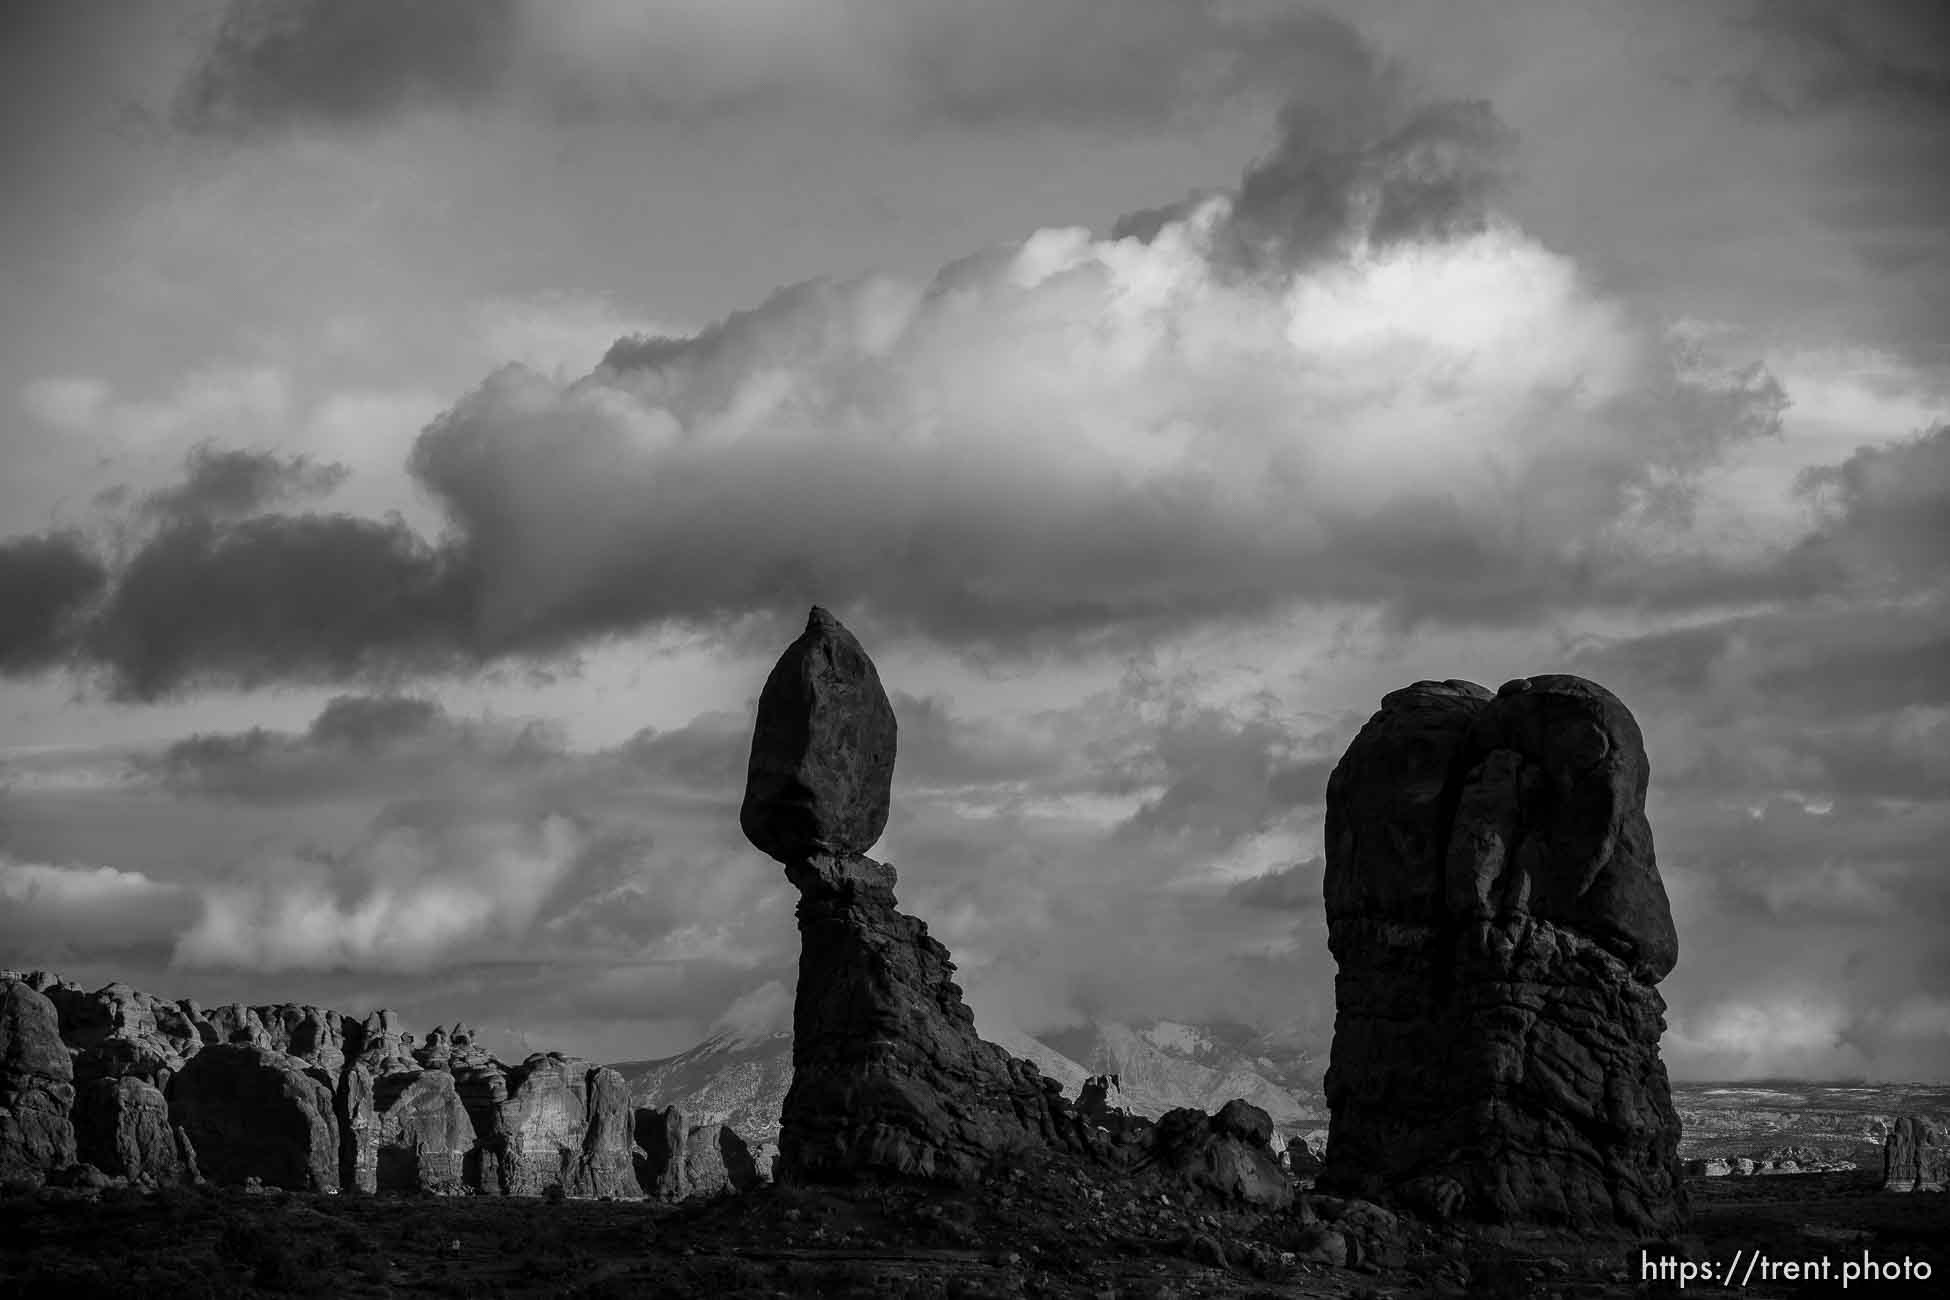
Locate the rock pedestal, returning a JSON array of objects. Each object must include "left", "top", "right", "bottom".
[
  {"left": 1320, "top": 675, "right": 1684, "bottom": 1233},
  {"left": 743, "top": 607, "right": 1086, "bottom": 1186}
]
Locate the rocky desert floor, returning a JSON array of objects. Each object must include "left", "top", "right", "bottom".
[{"left": 4, "top": 1164, "right": 1945, "bottom": 1300}]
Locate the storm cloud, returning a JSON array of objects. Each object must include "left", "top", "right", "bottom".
[
  {"left": 178, "top": 1, "right": 1420, "bottom": 136},
  {"left": 0, "top": 531, "right": 107, "bottom": 673},
  {"left": 140, "top": 442, "right": 350, "bottom": 522}
]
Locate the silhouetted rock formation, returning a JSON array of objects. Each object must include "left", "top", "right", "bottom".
[
  {"left": 743, "top": 607, "right": 1095, "bottom": 1186},
  {"left": 170, "top": 1044, "right": 340, "bottom": 1193},
  {"left": 1320, "top": 675, "right": 1684, "bottom": 1233},
  {"left": 635, "top": 1105, "right": 762, "bottom": 1200},
  {"left": 1883, "top": 1114, "right": 1947, "bottom": 1192},
  {"left": 740, "top": 605, "right": 898, "bottom": 865},
  {"left": 1148, "top": 1100, "right": 1292, "bottom": 1209},
  {"left": 0, "top": 980, "right": 76, "bottom": 1184}
]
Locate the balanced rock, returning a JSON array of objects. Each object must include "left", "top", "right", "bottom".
[
  {"left": 1883, "top": 1114, "right": 1948, "bottom": 1192},
  {"left": 635, "top": 1105, "right": 761, "bottom": 1201},
  {"left": 1320, "top": 675, "right": 1684, "bottom": 1233},
  {"left": 73, "top": 1075, "right": 196, "bottom": 1185},
  {"left": 0, "top": 979, "right": 77, "bottom": 1184},
  {"left": 743, "top": 607, "right": 1092, "bottom": 1186},
  {"left": 740, "top": 605, "right": 898, "bottom": 863},
  {"left": 168, "top": 1043, "right": 339, "bottom": 1192}
]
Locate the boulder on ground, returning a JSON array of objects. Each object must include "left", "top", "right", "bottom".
[{"left": 1149, "top": 1101, "right": 1292, "bottom": 1210}]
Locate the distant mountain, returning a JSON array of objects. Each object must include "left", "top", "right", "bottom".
[
  {"left": 610, "top": 1027, "right": 795, "bottom": 1175},
  {"left": 1035, "top": 1019, "right": 1328, "bottom": 1140},
  {"left": 610, "top": 1014, "right": 1328, "bottom": 1175}
]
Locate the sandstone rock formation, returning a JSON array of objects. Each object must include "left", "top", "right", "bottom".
[
  {"left": 572, "top": 1066, "right": 639, "bottom": 1198},
  {"left": 2, "top": 970, "right": 660, "bottom": 1199},
  {"left": 1320, "top": 675, "right": 1684, "bottom": 1233},
  {"left": 742, "top": 607, "right": 1106, "bottom": 1187},
  {"left": 369, "top": 1069, "right": 474, "bottom": 1194},
  {"left": 740, "top": 605, "right": 898, "bottom": 865},
  {"left": 169, "top": 1044, "right": 339, "bottom": 1192},
  {"left": 1148, "top": 1100, "right": 1292, "bottom": 1210},
  {"left": 635, "top": 1105, "right": 762, "bottom": 1200},
  {"left": 0, "top": 980, "right": 77, "bottom": 1184},
  {"left": 73, "top": 1075, "right": 196, "bottom": 1184},
  {"left": 1883, "top": 1114, "right": 1947, "bottom": 1192}
]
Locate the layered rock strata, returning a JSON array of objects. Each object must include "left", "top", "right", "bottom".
[{"left": 1320, "top": 675, "right": 1684, "bottom": 1233}]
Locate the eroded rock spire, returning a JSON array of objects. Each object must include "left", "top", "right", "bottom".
[{"left": 1320, "top": 673, "right": 1684, "bottom": 1232}]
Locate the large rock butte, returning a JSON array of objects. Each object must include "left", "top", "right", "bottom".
[
  {"left": 1319, "top": 675, "right": 1684, "bottom": 1233},
  {"left": 743, "top": 607, "right": 1097, "bottom": 1185}
]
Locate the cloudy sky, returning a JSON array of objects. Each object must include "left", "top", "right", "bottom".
[{"left": 2, "top": 0, "right": 1946, "bottom": 1081}]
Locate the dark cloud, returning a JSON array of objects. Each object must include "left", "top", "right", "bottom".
[
  {"left": 0, "top": 531, "right": 109, "bottom": 674},
  {"left": 1733, "top": 0, "right": 1950, "bottom": 119},
  {"left": 1110, "top": 708, "right": 1333, "bottom": 853},
  {"left": 152, "top": 692, "right": 556, "bottom": 803},
  {"left": 1228, "top": 857, "right": 1324, "bottom": 912},
  {"left": 172, "top": 1, "right": 1410, "bottom": 137},
  {"left": 4, "top": 39, "right": 1797, "bottom": 695},
  {"left": 1215, "top": 97, "right": 1517, "bottom": 273},
  {"left": 1789, "top": 422, "right": 1950, "bottom": 587},
  {"left": 141, "top": 442, "right": 349, "bottom": 521},
  {"left": 175, "top": 0, "right": 519, "bottom": 136},
  {"left": 1722, "top": 1, "right": 1950, "bottom": 363},
  {"left": 87, "top": 514, "right": 474, "bottom": 699}
]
